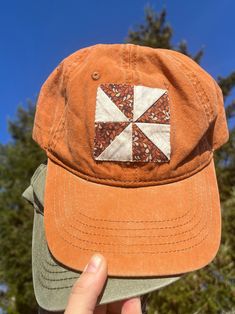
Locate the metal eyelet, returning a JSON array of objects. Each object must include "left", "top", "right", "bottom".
[{"left": 91, "top": 71, "right": 100, "bottom": 80}]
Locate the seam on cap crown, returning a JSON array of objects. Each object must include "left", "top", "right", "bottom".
[
  {"left": 39, "top": 46, "right": 93, "bottom": 151},
  {"left": 162, "top": 51, "right": 214, "bottom": 125}
]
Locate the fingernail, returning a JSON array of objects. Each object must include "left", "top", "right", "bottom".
[{"left": 84, "top": 254, "right": 102, "bottom": 273}]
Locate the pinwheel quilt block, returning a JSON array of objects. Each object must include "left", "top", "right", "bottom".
[{"left": 93, "top": 84, "right": 171, "bottom": 163}]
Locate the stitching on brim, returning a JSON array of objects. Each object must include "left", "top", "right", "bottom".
[
  {"left": 69, "top": 200, "right": 192, "bottom": 223},
  {"left": 69, "top": 172, "right": 202, "bottom": 231},
  {"left": 41, "top": 262, "right": 72, "bottom": 275},
  {"left": 40, "top": 271, "right": 78, "bottom": 282},
  {"left": 33, "top": 185, "right": 202, "bottom": 236},
  {"left": 67, "top": 162, "right": 200, "bottom": 227},
  {"left": 42, "top": 263, "right": 71, "bottom": 275},
  {"left": 37, "top": 274, "right": 73, "bottom": 290},
  {"left": 58, "top": 171, "right": 208, "bottom": 246},
  {"left": 67, "top": 164, "right": 198, "bottom": 229},
  {"left": 50, "top": 163, "right": 212, "bottom": 254},
  {"left": 34, "top": 172, "right": 204, "bottom": 236},
  {"left": 43, "top": 259, "right": 64, "bottom": 268}
]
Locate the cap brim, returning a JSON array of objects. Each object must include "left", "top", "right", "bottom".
[
  {"left": 32, "top": 209, "right": 181, "bottom": 312},
  {"left": 44, "top": 156, "right": 221, "bottom": 276}
]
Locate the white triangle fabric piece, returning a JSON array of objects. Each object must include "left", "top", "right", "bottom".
[
  {"left": 95, "top": 87, "right": 129, "bottom": 122},
  {"left": 96, "top": 124, "right": 132, "bottom": 161},
  {"left": 135, "top": 123, "right": 171, "bottom": 159},
  {"left": 133, "top": 86, "right": 167, "bottom": 121}
]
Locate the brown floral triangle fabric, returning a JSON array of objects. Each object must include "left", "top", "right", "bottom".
[
  {"left": 100, "top": 84, "right": 134, "bottom": 120},
  {"left": 94, "top": 122, "right": 129, "bottom": 158},
  {"left": 132, "top": 124, "right": 169, "bottom": 162},
  {"left": 137, "top": 93, "right": 170, "bottom": 124}
]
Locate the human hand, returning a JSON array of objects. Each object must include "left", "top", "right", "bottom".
[{"left": 65, "top": 254, "right": 142, "bottom": 314}]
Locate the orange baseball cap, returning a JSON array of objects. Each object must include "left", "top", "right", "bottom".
[{"left": 32, "top": 43, "right": 229, "bottom": 276}]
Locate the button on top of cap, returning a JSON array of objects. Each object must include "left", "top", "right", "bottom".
[{"left": 92, "top": 71, "right": 100, "bottom": 80}]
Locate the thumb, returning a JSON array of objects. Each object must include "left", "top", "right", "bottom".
[{"left": 65, "top": 254, "right": 108, "bottom": 314}]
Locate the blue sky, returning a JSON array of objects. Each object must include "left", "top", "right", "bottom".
[{"left": 1, "top": 0, "right": 234, "bottom": 144}]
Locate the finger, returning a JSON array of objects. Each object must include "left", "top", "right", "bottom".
[
  {"left": 65, "top": 254, "right": 108, "bottom": 314},
  {"left": 94, "top": 304, "right": 107, "bottom": 314},
  {"left": 107, "top": 299, "right": 126, "bottom": 314},
  {"left": 121, "top": 297, "right": 142, "bottom": 314}
]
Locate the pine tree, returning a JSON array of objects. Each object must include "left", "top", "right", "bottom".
[
  {"left": 126, "top": 5, "right": 235, "bottom": 313},
  {"left": 0, "top": 102, "right": 46, "bottom": 313},
  {"left": 125, "top": 6, "right": 204, "bottom": 62}
]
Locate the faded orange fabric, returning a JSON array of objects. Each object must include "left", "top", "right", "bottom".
[{"left": 32, "top": 43, "right": 229, "bottom": 276}]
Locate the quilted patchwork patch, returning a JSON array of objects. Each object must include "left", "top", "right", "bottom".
[{"left": 93, "top": 84, "right": 171, "bottom": 162}]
